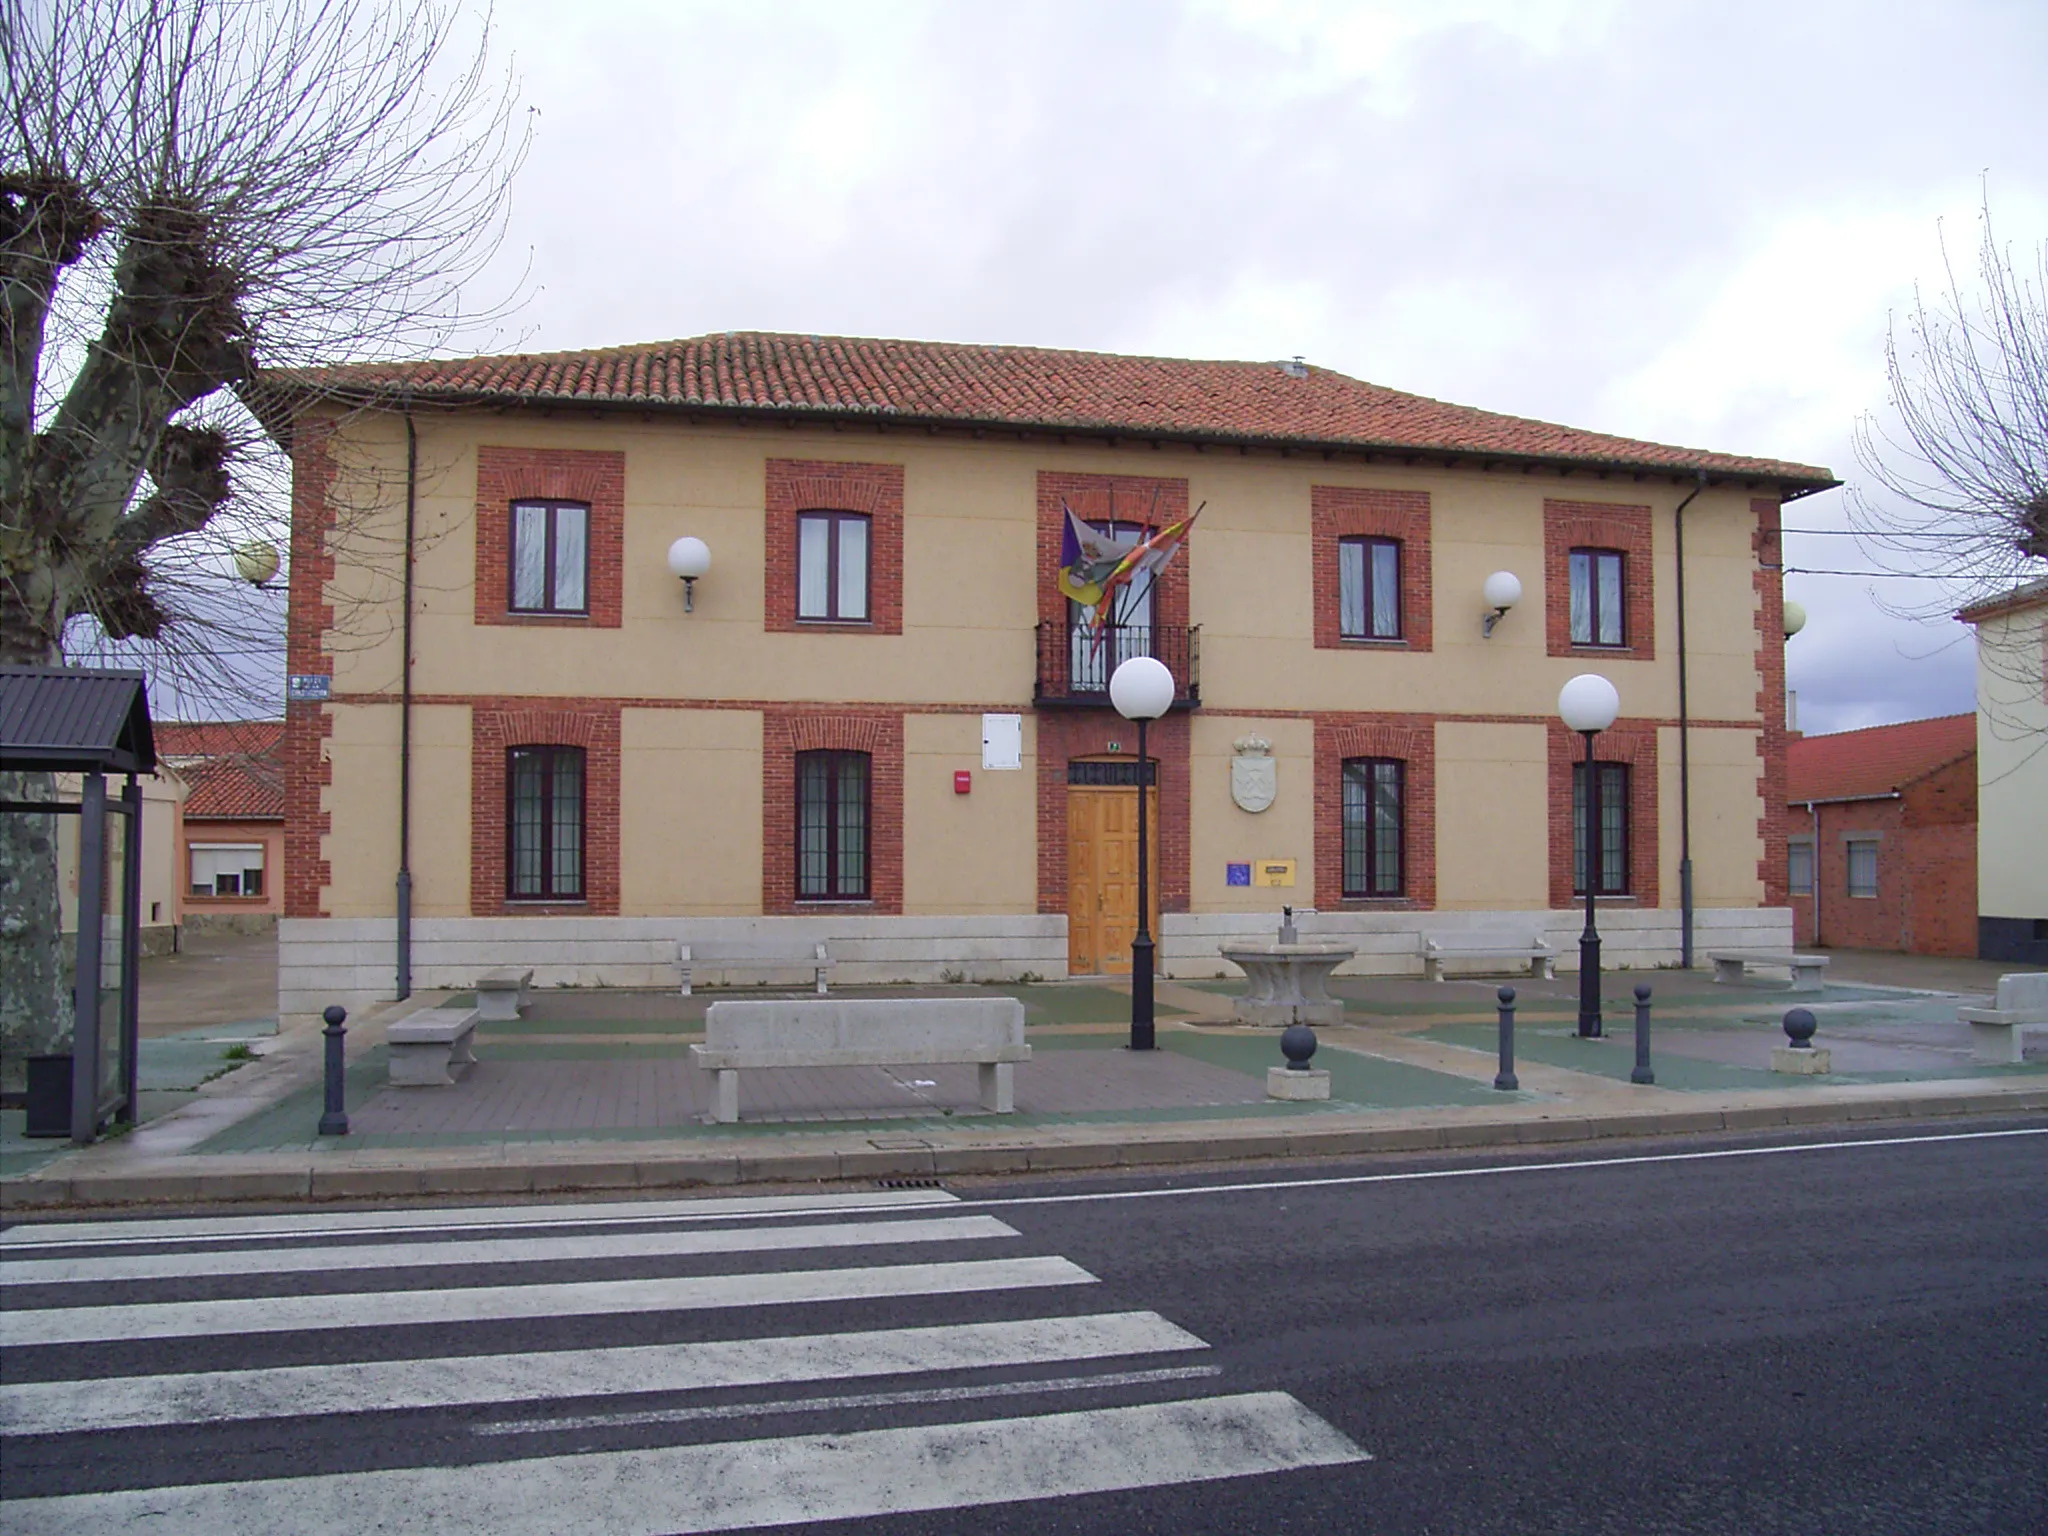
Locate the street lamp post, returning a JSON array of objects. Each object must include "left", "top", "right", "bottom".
[
  {"left": 1558, "top": 673, "right": 1621, "bottom": 1039},
  {"left": 1110, "top": 655, "right": 1175, "bottom": 1052}
]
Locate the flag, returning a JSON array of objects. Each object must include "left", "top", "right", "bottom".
[{"left": 1056, "top": 502, "right": 1140, "bottom": 606}]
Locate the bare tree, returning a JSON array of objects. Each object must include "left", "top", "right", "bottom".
[
  {"left": 1850, "top": 195, "right": 2048, "bottom": 624},
  {"left": 0, "top": 0, "right": 526, "bottom": 1083}
]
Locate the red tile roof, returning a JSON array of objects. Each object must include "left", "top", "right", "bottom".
[
  {"left": 255, "top": 332, "right": 1836, "bottom": 492},
  {"left": 158, "top": 721, "right": 285, "bottom": 820},
  {"left": 1786, "top": 714, "right": 1976, "bottom": 805}
]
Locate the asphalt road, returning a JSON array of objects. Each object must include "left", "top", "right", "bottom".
[{"left": 3, "top": 1122, "right": 2044, "bottom": 1534}]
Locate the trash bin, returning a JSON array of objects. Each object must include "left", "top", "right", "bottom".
[{"left": 24, "top": 1054, "right": 72, "bottom": 1137}]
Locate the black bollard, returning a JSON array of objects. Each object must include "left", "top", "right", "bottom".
[
  {"left": 318, "top": 1005, "right": 349, "bottom": 1136},
  {"left": 1630, "top": 983, "right": 1654, "bottom": 1085},
  {"left": 1494, "top": 985, "right": 1518, "bottom": 1091}
]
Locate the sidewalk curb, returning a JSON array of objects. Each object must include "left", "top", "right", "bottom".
[{"left": 7, "top": 1083, "right": 2045, "bottom": 1211}]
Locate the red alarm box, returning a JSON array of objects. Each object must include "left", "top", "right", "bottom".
[{"left": 954, "top": 770, "right": 972, "bottom": 795}]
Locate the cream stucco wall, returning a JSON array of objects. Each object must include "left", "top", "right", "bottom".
[
  {"left": 1972, "top": 595, "right": 2048, "bottom": 922},
  {"left": 1188, "top": 715, "right": 1314, "bottom": 912},
  {"left": 619, "top": 708, "right": 763, "bottom": 916},
  {"left": 1434, "top": 722, "right": 1550, "bottom": 910},
  {"left": 903, "top": 713, "right": 1037, "bottom": 915}
]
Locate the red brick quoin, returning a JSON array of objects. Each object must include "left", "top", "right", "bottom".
[
  {"left": 1547, "top": 719, "right": 1660, "bottom": 910},
  {"left": 1035, "top": 472, "right": 1192, "bottom": 630},
  {"left": 284, "top": 422, "right": 338, "bottom": 917},
  {"left": 1034, "top": 709, "right": 1191, "bottom": 920},
  {"left": 1312, "top": 714, "right": 1437, "bottom": 910},
  {"left": 761, "top": 710, "right": 904, "bottom": 915},
  {"left": 1544, "top": 499, "right": 1655, "bottom": 661},
  {"left": 470, "top": 704, "right": 621, "bottom": 916},
  {"left": 1310, "top": 487, "right": 1433, "bottom": 651},
  {"left": 764, "top": 459, "right": 905, "bottom": 635},
  {"left": 473, "top": 446, "right": 625, "bottom": 628},
  {"left": 1752, "top": 497, "right": 1790, "bottom": 907}
]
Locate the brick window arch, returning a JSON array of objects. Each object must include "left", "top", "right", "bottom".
[
  {"left": 763, "top": 710, "right": 903, "bottom": 913},
  {"left": 1315, "top": 715, "right": 1435, "bottom": 909},
  {"left": 1547, "top": 719, "right": 1658, "bottom": 907},
  {"left": 1312, "top": 487, "right": 1432, "bottom": 650},
  {"left": 766, "top": 460, "right": 904, "bottom": 634},
  {"left": 475, "top": 448, "right": 625, "bottom": 628},
  {"left": 471, "top": 704, "right": 620, "bottom": 914},
  {"left": 1545, "top": 500, "right": 1654, "bottom": 659}
]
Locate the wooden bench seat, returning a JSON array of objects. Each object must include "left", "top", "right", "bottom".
[
  {"left": 1708, "top": 952, "right": 1829, "bottom": 992},
  {"left": 1420, "top": 931, "right": 1558, "bottom": 982},
  {"left": 688, "top": 998, "right": 1029, "bottom": 1124}
]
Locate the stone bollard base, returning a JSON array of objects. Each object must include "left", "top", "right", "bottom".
[
  {"left": 1772, "top": 1046, "right": 1832, "bottom": 1075},
  {"left": 1267, "top": 1066, "right": 1331, "bottom": 1101}
]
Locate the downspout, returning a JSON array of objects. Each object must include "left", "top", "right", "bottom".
[
  {"left": 396, "top": 403, "right": 417, "bottom": 999},
  {"left": 1673, "top": 470, "right": 1707, "bottom": 968},
  {"left": 1808, "top": 801, "right": 1821, "bottom": 946}
]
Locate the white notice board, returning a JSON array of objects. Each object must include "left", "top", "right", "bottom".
[{"left": 981, "top": 713, "right": 1023, "bottom": 770}]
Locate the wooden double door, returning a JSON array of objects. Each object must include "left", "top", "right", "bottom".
[{"left": 1066, "top": 783, "right": 1159, "bottom": 976}]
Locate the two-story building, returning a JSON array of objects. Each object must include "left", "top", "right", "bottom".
[{"left": 253, "top": 333, "right": 1834, "bottom": 1021}]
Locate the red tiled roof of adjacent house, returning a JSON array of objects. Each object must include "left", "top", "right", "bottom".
[
  {"left": 254, "top": 332, "right": 1837, "bottom": 491},
  {"left": 1786, "top": 714, "right": 1976, "bottom": 805},
  {"left": 157, "top": 720, "right": 285, "bottom": 820}
]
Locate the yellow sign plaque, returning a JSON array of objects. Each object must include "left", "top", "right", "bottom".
[{"left": 1252, "top": 859, "right": 1297, "bottom": 888}]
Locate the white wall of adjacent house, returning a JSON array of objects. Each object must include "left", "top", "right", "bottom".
[
  {"left": 52, "top": 769, "right": 184, "bottom": 954},
  {"left": 1974, "top": 594, "right": 2048, "bottom": 928}
]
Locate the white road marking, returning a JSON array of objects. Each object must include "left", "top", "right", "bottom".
[
  {"left": 472, "top": 1363, "right": 1226, "bottom": 1436},
  {"left": 967, "top": 1125, "right": 2048, "bottom": 1209},
  {"left": 3, "top": 1215, "right": 1017, "bottom": 1287},
  {"left": 3, "top": 1311, "right": 1202, "bottom": 1436},
  {"left": 0, "top": 1256, "right": 1096, "bottom": 1348},
  {"left": 0, "top": 1393, "right": 1367, "bottom": 1535},
  {"left": 0, "top": 1189, "right": 958, "bottom": 1251}
]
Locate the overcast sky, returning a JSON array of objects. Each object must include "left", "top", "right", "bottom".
[{"left": 465, "top": 0, "right": 2045, "bottom": 737}]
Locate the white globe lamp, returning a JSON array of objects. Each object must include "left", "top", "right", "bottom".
[
  {"left": 1782, "top": 598, "right": 1807, "bottom": 639},
  {"left": 1481, "top": 570, "right": 1522, "bottom": 637},
  {"left": 1108, "top": 653, "right": 1174, "bottom": 1052},
  {"left": 667, "top": 537, "right": 711, "bottom": 611},
  {"left": 1109, "top": 655, "right": 1175, "bottom": 722},
  {"left": 1557, "top": 673, "right": 1621, "bottom": 734}
]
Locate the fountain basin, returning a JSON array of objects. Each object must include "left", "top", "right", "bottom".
[{"left": 1219, "top": 942, "right": 1357, "bottom": 1028}]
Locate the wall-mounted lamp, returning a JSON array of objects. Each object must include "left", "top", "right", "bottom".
[
  {"left": 667, "top": 536, "right": 711, "bottom": 612},
  {"left": 1782, "top": 598, "right": 1807, "bottom": 640},
  {"left": 1481, "top": 570, "right": 1522, "bottom": 638},
  {"left": 233, "top": 540, "right": 281, "bottom": 589}
]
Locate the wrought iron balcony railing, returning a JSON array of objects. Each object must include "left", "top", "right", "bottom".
[{"left": 1033, "top": 621, "right": 1200, "bottom": 709}]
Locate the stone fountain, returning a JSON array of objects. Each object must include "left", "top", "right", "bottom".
[{"left": 1219, "top": 907, "right": 1357, "bottom": 1028}]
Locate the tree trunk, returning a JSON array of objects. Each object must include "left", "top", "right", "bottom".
[{"left": 0, "top": 769, "right": 72, "bottom": 1093}]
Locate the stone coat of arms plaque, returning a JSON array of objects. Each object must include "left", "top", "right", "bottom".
[{"left": 1231, "top": 734, "right": 1277, "bottom": 813}]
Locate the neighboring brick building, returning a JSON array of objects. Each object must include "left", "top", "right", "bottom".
[
  {"left": 250, "top": 331, "right": 1835, "bottom": 1019},
  {"left": 158, "top": 721, "right": 286, "bottom": 931},
  {"left": 1785, "top": 714, "right": 1976, "bottom": 956}
]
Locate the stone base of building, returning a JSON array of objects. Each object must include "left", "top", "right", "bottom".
[{"left": 279, "top": 907, "right": 1795, "bottom": 1025}]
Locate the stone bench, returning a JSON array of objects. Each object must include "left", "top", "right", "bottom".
[
  {"left": 1708, "top": 952, "right": 1829, "bottom": 992},
  {"left": 475, "top": 967, "right": 533, "bottom": 1023},
  {"left": 387, "top": 1004, "right": 479, "bottom": 1087},
  {"left": 677, "top": 940, "right": 832, "bottom": 997},
  {"left": 689, "top": 998, "right": 1030, "bottom": 1125},
  {"left": 1958, "top": 972, "right": 2048, "bottom": 1064},
  {"left": 1420, "top": 931, "right": 1558, "bottom": 982}
]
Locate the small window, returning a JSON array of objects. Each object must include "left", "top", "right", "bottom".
[
  {"left": 507, "top": 746, "right": 584, "bottom": 900},
  {"left": 797, "top": 749, "right": 870, "bottom": 899},
  {"left": 1569, "top": 548, "right": 1626, "bottom": 646},
  {"left": 1341, "top": 758, "right": 1404, "bottom": 897},
  {"left": 509, "top": 500, "right": 589, "bottom": 614},
  {"left": 1339, "top": 538, "right": 1402, "bottom": 640},
  {"left": 1847, "top": 840, "right": 1878, "bottom": 899},
  {"left": 797, "top": 512, "right": 871, "bottom": 622},
  {"left": 189, "top": 844, "right": 264, "bottom": 898},
  {"left": 1573, "top": 760, "right": 1631, "bottom": 895},
  {"left": 1788, "top": 842, "right": 1814, "bottom": 896}
]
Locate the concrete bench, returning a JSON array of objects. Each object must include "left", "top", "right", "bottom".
[
  {"left": 677, "top": 940, "right": 832, "bottom": 997},
  {"left": 1420, "top": 931, "right": 1558, "bottom": 982},
  {"left": 475, "top": 967, "right": 532, "bottom": 1023},
  {"left": 1708, "top": 952, "right": 1829, "bottom": 992},
  {"left": 387, "top": 1004, "right": 479, "bottom": 1087},
  {"left": 689, "top": 998, "right": 1030, "bottom": 1124},
  {"left": 1958, "top": 972, "right": 2048, "bottom": 1064}
]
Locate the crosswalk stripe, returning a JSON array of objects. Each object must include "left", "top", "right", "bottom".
[
  {"left": 0, "top": 1256, "right": 1097, "bottom": 1348},
  {"left": 0, "top": 1393, "right": 1368, "bottom": 1534},
  {"left": 1, "top": 1311, "right": 1204, "bottom": 1436},
  {"left": 0, "top": 1190, "right": 957, "bottom": 1251},
  {"left": 4, "top": 1214, "right": 1019, "bottom": 1287}
]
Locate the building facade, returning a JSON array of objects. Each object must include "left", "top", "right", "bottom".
[
  {"left": 1960, "top": 578, "right": 2048, "bottom": 964},
  {"left": 158, "top": 721, "right": 286, "bottom": 933},
  {"left": 258, "top": 334, "right": 1832, "bottom": 1020},
  {"left": 1785, "top": 715, "right": 1977, "bottom": 957}
]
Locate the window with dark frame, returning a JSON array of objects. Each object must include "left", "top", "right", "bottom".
[
  {"left": 1341, "top": 757, "right": 1404, "bottom": 897},
  {"left": 1788, "top": 842, "right": 1815, "bottom": 896},
  {"left": 1568, "top": 547, "right": 1626, "bottom": 646},
  {"left": 1572, "top": 759, "right": 1631, "bottom": 896},
  {"left": 507, "top": 745, "right": 585, "bottom": 900},
  {"left": 796, "top": 511, "right": 871, "bottom": 622},
  {"left": 796, "top": 749, "right": 870, "bottom": 900},
  {"left": 509, "top": 500, "right": 590, "bottom": 614},
  {"left": 1847, "top": 840, "right": 1878, "bottom": 899},
  {"left": 1338, "top": 537, "right": 1402, "bottom": 640}
]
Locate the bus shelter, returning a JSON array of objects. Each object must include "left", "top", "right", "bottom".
[{"left": 0, "top": 666, "right": 156, "bottom": 1144}]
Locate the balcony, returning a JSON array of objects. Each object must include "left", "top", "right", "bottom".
[{"left": 1033, "top": 621, "right": 1201, "bottom": 709}]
